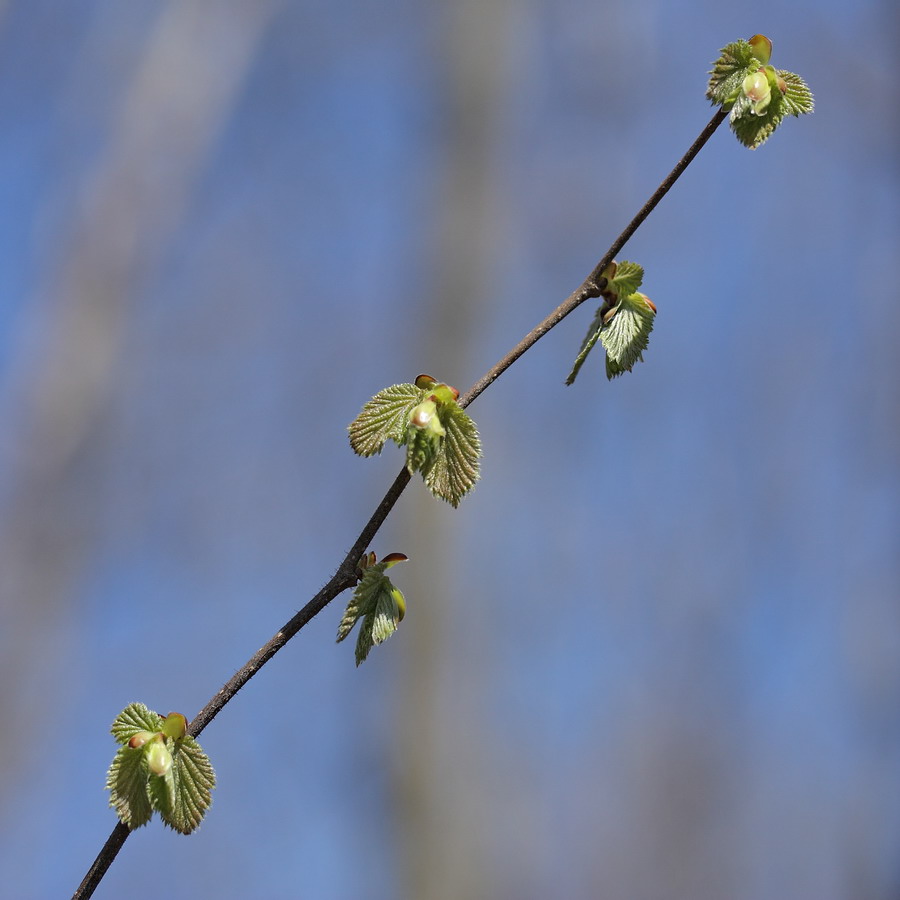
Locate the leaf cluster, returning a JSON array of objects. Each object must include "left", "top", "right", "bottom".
[
  {"left": 567, "top": 261, "right": 656, "bottom": 384},
  {"left": 707, "top": 36, "right": 813, "bottom": 149},
  {"left": 106, "top": 703, "right": 215, "bottom": 835},
  {"left": 348, "top": 376, "right": 481, "bottom": 507},
  {"left": 336, "top": 553, "right": 408, "bottom": 665}
]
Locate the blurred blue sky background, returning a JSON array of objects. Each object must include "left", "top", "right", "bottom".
[{"left": 0, "top": 1, "right": 897, "bottom": 898}]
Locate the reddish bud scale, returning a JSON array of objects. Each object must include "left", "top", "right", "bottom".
[{"left": 381, "top": 552, "right": 409, "bottom": 565}]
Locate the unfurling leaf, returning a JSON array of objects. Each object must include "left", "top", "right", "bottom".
[
  {"left": 106, "top": 702, "right": 216, "bottom": 834},
  {"left": 337, "top": 555, "right": 408, "bottom": 666},
  {"left": 566, "top": 306, "right": 605, "bottom": 386},
  {"left": 422, "top": 402, "right": 481, "bottom": 507},
  {"left": 778, "top": 70, "right": 814, "bottom": 117},
  {"left": 349, "top": 378, "right": 481, "bottom": 505},
  {"left": 601, "top": 292, "right": 656, "bottom": 379},
  {"left": 707, "top": 35, "right": 813, "bottom": 149},
  {"left": 607, "top": 260, "right": 644, "bottom": 300},
  {"left": 706, "top": 39, "right": 759, "bottom": 108},
  {"left": 106, "top": 745, "right": 154, "bottom": 829},
  {"left": 111, "top": 702, "right": 164, "bottom": 744},
  {"left": 567, "top": 261, "right": 654, "bottom": 384},
  {"left": 348, "top": 383, "right": 425, "bottom": 457},
  {"left": 155, "top": 736, "right": 217, "bottom": 834}
]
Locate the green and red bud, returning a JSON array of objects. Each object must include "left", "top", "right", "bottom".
[
  {"left": 742, "top": 70, "right": 772, "bottom": 115},
  {"left": 410, "top": 399, "right": 438, "bottom": 430},
  {"left": 429, "top": 383, "right": 459, "bottom": 405},
  {"left": 128, "top": 730, "right": 155, "bottom": 749},
  {"left": 409, "top": 400, "right": 446, "bottom": 441},
  {"left": 748, "top": 34, "right": 772, "bottom": 64},
  {"left": 382, "top": 552, "right": 409, "bottom": 568}
]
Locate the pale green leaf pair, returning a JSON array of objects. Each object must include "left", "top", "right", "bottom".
[
  {"left": 106, "top": 703, "right": 215, "bottom": 834},
  {"left": 566, "top": 261, "right": 656, "bottom": 384},
  {"left": 707, "top": 36, "right": 814, "bottom": 149},
  {"left": 337, "top": 554, "right": 408, "bottom": 665},
  {"left": 348, "top": 378, "right": 481, "bottom": 508}
]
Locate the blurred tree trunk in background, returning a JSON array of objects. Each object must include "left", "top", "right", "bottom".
[
  {"left": 392, "top": 1, "right": 514, "bottom": 898},
  {"left": 0, "top": 0, "right": 276, "bottom": 815}
]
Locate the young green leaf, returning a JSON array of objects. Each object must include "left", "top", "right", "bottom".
[
  {"left": 706, "top": 39, "right": 758, "bottom": 107},
  {"left": 566, "top": 306, "right": 605, "bottom": 386},
  {"left": 111, "top": 702, "right": 164, "bottom": 744},
  {"left": 601, "top": 292, "right": 656, "bottom": 379},
  {"left": 779, "top": 70, "right": 814, "bottom": 116},
  {"left": 607, "top": 260, "right": 644, "bottom": 299},
  {"left": 337, "top": 556, "right": 408, "bottom": 666},
  {"left": 336, "top": 589, "right": 365, "bottom": 644},
  {"left": 154, "top": 737, "right": 217, "bottom": 835},
  {"left": 106, "top": 746, "right": 154, "bottom": 830},
  {"left": 422, "top": 402, "right": 482, "bottom": 507},
  {"left": 370, "top": 586, "right": 405, "bottom": 645},
  {"left": 348, "top": 383, "right": 426, "bottom": 457}
]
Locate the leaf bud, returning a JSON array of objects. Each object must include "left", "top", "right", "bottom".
[
  {"left": 414, "top": 374, "right": 437, "bottom": 390},
  {"left": 391, "top": 588, "right": 407, "bottom": 623},
  {"left": 430, "top": 384, "right": 459, "bottom": 405},
  {"left": 742, "top": 70, "right": 771, "bottom": 114},
  {"left": 160, "top": 712, "right": 187, "bottom": 740},
  {"left": 146, "top": 737, "right": 173, "bottom": 776},
  {"left": 748, "top": 34, "right": 772, "bottom": 64},
  {"left": 410, "top": 399, "right": 438, "bottom": 429},
  {"left": 382, "top": 552, "right": 409, "bottom": 568},
  {"left": 128, "top": 730, "right": 155, "bottom": 749}
]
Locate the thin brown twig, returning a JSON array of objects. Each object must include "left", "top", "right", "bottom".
[
  {"left": 459, "top": 106, "right": 727, "bottom": 409},
  {"left": 72, "top": 106, "right": 726, "bottom": 900}
]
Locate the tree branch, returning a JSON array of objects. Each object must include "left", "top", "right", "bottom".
[
  {"left": 72, "top": 106, "right": 726, "bottom": 900},
  {"left": 460, "top": 107, "right": 727, "bottom": 409}
]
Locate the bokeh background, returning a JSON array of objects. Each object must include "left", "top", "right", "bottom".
[{"left": 1, "top": 1, "right": 897, "bottom": 898}]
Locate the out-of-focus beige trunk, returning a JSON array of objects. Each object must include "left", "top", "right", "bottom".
[
  {"left": 0, "top": 0, "right": 277, "bottom": 801},
  {"left": 392, "top": 3, "right": 513, "bottom": 898}
]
